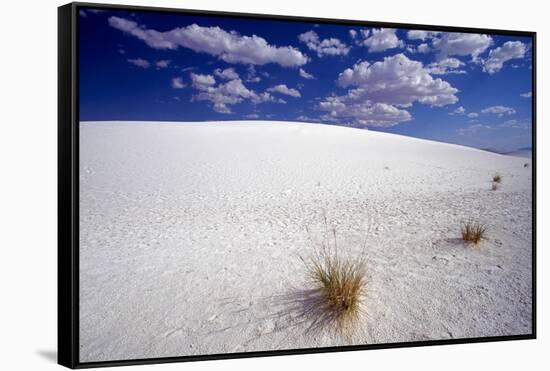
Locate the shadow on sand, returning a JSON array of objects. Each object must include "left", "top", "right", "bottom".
[
  {"left": 36, "top": 350, "right": 57, "bottom": 363},
  {"left": 267, "top": 287, "right": 367, "bottom": 340}
]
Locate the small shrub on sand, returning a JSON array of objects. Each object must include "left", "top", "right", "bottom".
[
  {"left": 301, "top": 225, "right": 366, "bottom": 337},
  {"left": 524, "top": 163, "right": 529, "bottom": 168},
  {"left": 492, "top": 174, "right": 502, "bottom": 183},
  {"left": 491, "top": 182, "right": 499, "bottom": 191},
  {"left": 461, "top": 220, "right": 487, "bottom": 245}
]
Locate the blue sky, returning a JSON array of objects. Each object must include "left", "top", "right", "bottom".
[{"left": 79, "top": 7, "right": 533, "bottom": 152}]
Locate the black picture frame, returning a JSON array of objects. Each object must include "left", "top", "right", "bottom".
[{"left": 58, "top": 2, "right": 537, "bottom": 368}]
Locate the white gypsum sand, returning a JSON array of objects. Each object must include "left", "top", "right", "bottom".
[{"left": 79, "top": 121, "right": 532, "bottom": 362}]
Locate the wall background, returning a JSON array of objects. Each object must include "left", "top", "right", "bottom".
[{"left": 0, "top": 0, "right": 545, "bottom": 370}]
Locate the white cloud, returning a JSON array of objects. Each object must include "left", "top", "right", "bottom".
[
  {"left": 348, "top": 29, "right": 370, "bottom": 46},
  {"left": 318, "top": 97, "right": 412, "bottom": 127},
  {"left": 155, "top": 59, "right": 171, "bottom": 68},
  {"left": 458, "top": 118, "right": 530, "bottom": 135},
  {"left": 449, "top": 106, "right": 481, "bottom": 118},
  {"left": 449, "top": 106, "right": 466, "bottom": 115},
  {"left": 190, "top": 73, "right": 284, "bottom": 113},
  {"left": 267, "top": 84, "right": 301, "bottom": 98},
  {"left": 319, "top": 53, "right": 458, "bottom": 127},
  {"left": 214, "top": 67, "right": 240, "bottom": 80},
  {"left": 245, "top": 113, "right": 260, "bottom": 119},
  {"left": 499, "top": 119, "right": 516, "bottom": 127},
  {"left": 417, "top": 43, "right": 430, "bottom": 53},
  {"left": 426, "top": 57, "right": 466, "bottom": 75},
  {"left": 109, "top": 16, "right": 308, "bottom": 67},
  {"left": 500, "top": 119, "right": 530, "bottom": 129},
  {"left": 483, "top": 41, "right": 527, "bottom": 74},
  {"left": 337, "top": 53, "right": 458, "bottom": 107},
  {"left": 193, "top": 78, "right": 255, "bottom": 114},
  {"left": 127, "top": 58, "right": 150, "bottom": 68},
  {"left": 298, "top": 30, "right": 350, "bottom": 57},
  {"left": 432, "top": 32, "right": 493, "bottom": 61},
  {"left": 253, "top": 92, "right": 286, "bottom": 104},
  {"left": 481, "top": 105, "right": 516, "bottom": 116},
  {"left": 190, "top": 73, "right": 216, "bottom": 90},
  {"left": 245, "top": 65, "right": 261, "bottom": 83},
  {"left": 299, "top": 68, "right": 315, "bottom": 79},
  {"left": 457, "top": 123, "right": 493, "bottom": 135},
  {"left": 362, "top": 28, "right": 404, "bottom": 52},
  {"left": 406, "top": 30, "right": 440, "bottom": 41},
  {"left": 171, "top": 77, "right": 186, "bottom": 89},
  {"left": 521, "top": 91, "right": 532, "bottom": 98}
]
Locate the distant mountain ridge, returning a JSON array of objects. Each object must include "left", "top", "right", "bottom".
[{"left": 480, "top": 147, "right": 532, "bottom": 158}]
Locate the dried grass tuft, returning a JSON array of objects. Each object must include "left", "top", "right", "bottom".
[
  {"left": 301, "top": 220, "right": 367, "bottom": 338},
  {"left": 460, "top": 220, "right": 487, "bottom": 245}
]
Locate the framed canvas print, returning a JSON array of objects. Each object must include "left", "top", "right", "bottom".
[{"left": 58, "top": 2, "right": 536, "bottom": 368}]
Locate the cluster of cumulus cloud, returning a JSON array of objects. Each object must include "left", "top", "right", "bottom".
[
  {"left": 189, "top": 68, "right": 302, "bottom": 114},
  {"left": 108, "top": 15, "right": 529, "bottom": 127},
  {"left": 449, "top": 103, "right": 527, "bottom": 137}
]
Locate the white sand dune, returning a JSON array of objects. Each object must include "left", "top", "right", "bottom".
[{"left": 79, "top": 121, "right": 532, "bottom": 362}]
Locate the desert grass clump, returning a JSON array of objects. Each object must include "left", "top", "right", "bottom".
[
  {"left": 491, "top": 182, "right": 499, "bottom": 191},
  {"left": 492, "top": 174, "right": 502, "bottom": 183},
  {"left": 524, "top": 163, "right": 529, "bottom": 168},
  {"left": 301, "top": 224, "right": 367, "bottom": 337},
  {"left": 460, "top": 220, "right": 487, "bottom": 245}
]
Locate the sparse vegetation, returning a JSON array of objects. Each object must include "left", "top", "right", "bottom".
[
  {"left": 491, "top": 182, "right": 499, "bottom": 191},
  {"left": 492, "top": 174, "right": 502, "bottom": 183},
  {"left": 460, "top": 220, "right": 487, "bottom": 245},
  {"left": 301, "top": 223, "right": 367, "bottom": 337},
  {"left": 524, "top": 163, "right": 529, "bottom": 168},
  {"left": 384, "top": 166, "right": 390, "bottom": 170}
]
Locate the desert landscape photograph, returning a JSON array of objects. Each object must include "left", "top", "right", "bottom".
[{"left": 77, "top": 7, "right": 533, "bottom": 363}]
